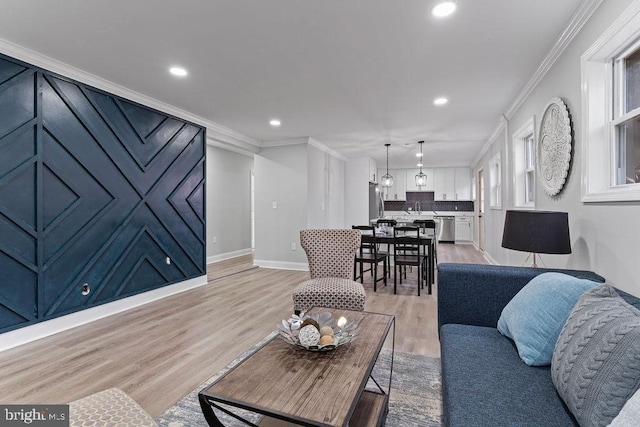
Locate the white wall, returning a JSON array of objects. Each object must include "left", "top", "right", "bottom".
[
  {"left": 306, "top": 143, "right": 346, "bottom": 228},
  {"left": 307, "top": 144, "right": 328, "bottom": 228},
  {"left": 475, "top": 0, "right": 640, "bottom": 296},
  {"left": 327, "top": 154, "right": 345, "bottom": 228},
  {"left": 345, "top": 158, "right": 371, "bottom": 228},
  {"left": 254, "top": 144, "right": 309, "bottom": 269},
  {"left": 206, "top": 145, "right": 253, "bottom": 262},
  {"left": 253, "top": 141, "right": 346, "bottom": 269}
]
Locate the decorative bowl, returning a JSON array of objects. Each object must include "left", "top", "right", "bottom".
[{"left": 277, "top": 311, "right": 360, "bottom": 352}]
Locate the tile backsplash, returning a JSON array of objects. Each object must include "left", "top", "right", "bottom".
[{"left": 385, "top": 191, "right": 474, "bottom": 212}]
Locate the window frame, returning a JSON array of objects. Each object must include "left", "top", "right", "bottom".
[
  {"left": 512, "top": 118, "right": 536, "bottom": 209},
  {"left": 581, "top": 0, "right": 640, "bottom": 202},
  {"left": 489, "top": 152, "right": 502, "bottom": 210}
]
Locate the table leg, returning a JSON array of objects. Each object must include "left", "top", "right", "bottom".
[{"left": 199, "top": 394, "right": 226, "bottom": 427}]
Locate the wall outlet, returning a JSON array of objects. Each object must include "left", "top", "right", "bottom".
[
  {"left": 166, "top": 257, "right": 171, "bottom": 265},
  {"left": 291, "top": 242, "right": 296, "bottom": 251},
  {"left": 272, "top": 201, "right": 277, "bottom": 209},
  {"left": 213, "top": 236, "right": 217, "bottom": 244}
]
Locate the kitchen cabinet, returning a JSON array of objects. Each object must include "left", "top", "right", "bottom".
[
  {"left": 434, "top": 168, "right": 455, "bottom": 200},
  {"left": 434, "top": 167, "right": 472, "bottom": 200},
  {"left": 455, "top": 216, "right": 473, "bottom": 241},
  {"left": 405, "top": 168, "right": 435, "bottom": 192},
  {"left": 380, "top": 169, "right": 406, "bottom": 201},
  {"left": 454, "top": 168, "right": 472, "bottom": 200}
]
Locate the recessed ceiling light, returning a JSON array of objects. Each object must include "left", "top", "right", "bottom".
[
  {"left": 417, "top": 162, "right": 423, "bottom": 167},
  {"left": 434, "top": 97, "right": 449, "bottom": 106},
  {"left": 432, "top": 2, "right": 456, "bottom": 18},
  {"left": 269, "top": 119, "right": 281, "bottom": 127},
  {"left": 169, "top": 67, "right": 187, "bottom": 77},
  {"left": 416, "top": 152, "right": 423, "bottom": 158}
]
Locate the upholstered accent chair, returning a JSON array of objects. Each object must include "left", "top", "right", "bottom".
[{"left": 293, "top": 229, "right": 366, "bottom": 313}]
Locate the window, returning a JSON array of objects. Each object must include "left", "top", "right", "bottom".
[
  {"left": 513, "top": 118, "right": 536, "bottom": 208},
  {"left": 582, "top": 0, "right": 640, "bottom": 202},
  {"left": 613, "top": 44, "right": 640, "bottom": 186},
  {"left": 489, "top": 152, "right": 501, "bottom": 209}
]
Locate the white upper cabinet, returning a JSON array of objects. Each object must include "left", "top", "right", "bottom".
[
  {"left": 454, "top": 168, "right": 472, "bottom": 200},
  {"left": 380, "top": 169, "right": 406, "bottom": 201},
  {"left": 433, "top": 167, "right": 472, "bottom": 200},
  {"left": 405, "top": 168, "right": 435, "bottom": 192},
  {"left": 434, "top": 168, "right": 455, "bottom": 200}
]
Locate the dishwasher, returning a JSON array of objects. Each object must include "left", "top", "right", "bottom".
[{"left": 435, "top": 216, "right": 455, "bottom": 243}]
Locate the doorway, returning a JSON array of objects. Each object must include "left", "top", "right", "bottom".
[
  {"left": 477, "top": 168, "right": 485, "bottom": 252},
  {"left": 250, "top": 170, "right": 255, "bottom": 250}
]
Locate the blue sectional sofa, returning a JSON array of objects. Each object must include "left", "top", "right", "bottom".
[{"left": 437, "top": 263, "right": 640, "bottom": 427}]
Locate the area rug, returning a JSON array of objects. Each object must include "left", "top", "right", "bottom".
[{"left": 155, "top": 332, "right": 442, "bottom": 427}]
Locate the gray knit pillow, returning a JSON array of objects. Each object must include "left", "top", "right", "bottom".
[{"left": 551, "top": 285, "right": 640, "bottom": 427}]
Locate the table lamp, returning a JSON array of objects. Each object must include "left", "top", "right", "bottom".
[{"left": 501, "top": 210, "right": 571, "bottom": 267}]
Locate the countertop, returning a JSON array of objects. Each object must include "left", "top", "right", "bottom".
[{"left": 383, "top": 211, "right": 475, "bottom": 218}]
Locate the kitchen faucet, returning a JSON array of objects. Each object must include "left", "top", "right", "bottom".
[{"left": 414, "top": 201, "right": 421, "bottom": 214}]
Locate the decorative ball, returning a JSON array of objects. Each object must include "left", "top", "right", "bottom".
[
  {"left": 301, "top": 318, "right": 320, "bottom": 331},
  {"left": 319, "top": 335, "right": 334, "bottom": 346},
  {"left": 299, "top": 325, "right": 321, "bottom": 346},
  {"left": 319, "top": 326, "right": 334, "bottom": 337}
]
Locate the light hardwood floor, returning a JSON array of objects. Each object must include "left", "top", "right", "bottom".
[{"left": 0, "top": 243, "right": 486, "bottom": 418}]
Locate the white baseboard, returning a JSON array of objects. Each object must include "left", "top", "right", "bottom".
[
  {"left": 484, "top": 252, "right": 499, "bottom": 265},
  {"left": 0, "top": 275, "right": 207, "bottom": 353},
  {"left": 207, "top": 248, "right": 253, "bottom": 264},
  {"left": 253, "top": 259, "right": 309, "bottom": 271}
]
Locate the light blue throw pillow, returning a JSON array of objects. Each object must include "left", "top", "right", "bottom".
[{"left": 497, "top": 272, "right": 598, "bottom": 366}]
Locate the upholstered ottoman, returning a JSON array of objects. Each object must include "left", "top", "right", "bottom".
[
  {"left": 69, "top": 387, "right": 157, "bottom": 427},
  {"left": 293, "top": 277, "right": 366, "bottom": 313}
]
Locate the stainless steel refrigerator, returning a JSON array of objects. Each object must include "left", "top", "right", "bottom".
[{"left": 369, "top": 182, "right": 384, "bottom": 221}]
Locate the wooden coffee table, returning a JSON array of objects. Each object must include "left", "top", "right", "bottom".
[{"left": 199, "top": 307, "right": 395, "bottom": 427}]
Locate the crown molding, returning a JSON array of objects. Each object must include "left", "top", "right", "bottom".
[
  {"left": 262, "top": 137, "right": 310, "bottom": 147},
  {"left": 262, "top": 137, "right": 348, "bottom": 161},
  {"left": 472, "top": 116, "right": 507, "bottom": 168},
  {"left": 0, "top": 38, "right": 262, "bottom": 152},
  {"left": 503, "top": 0, "right": 605, "bottom": 119},
  {"left": 474, "top": 0, "right": 605, "bottom": 170},
  {"left": 206, "top": 137, "right": 259, "bottom": 157},
  {"left": 307, "top": 138, "right": 349, "bottom": 162}
]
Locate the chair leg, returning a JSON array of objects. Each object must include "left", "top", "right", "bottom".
[
  {"left": 383, "top": 260, "right": 387, "bottom": 286},
  {"left": 393, "top": 263, "right": 397, "bottom": 294},
  {"left": 417, "top": 263, "right": 421, "bottom": 297},
  {"left": 373, "top": 262, "right": 377, "bottom": 292}
]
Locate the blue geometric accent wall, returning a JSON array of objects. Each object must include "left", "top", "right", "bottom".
[{"left": 0, "top": 53, "right": 206, "bottom": 333}]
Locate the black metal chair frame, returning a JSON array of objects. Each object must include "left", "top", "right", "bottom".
[
  {"left": 393, "top": 226, "right": 428, "bottom": 296},
  {"left": 376, "top": 219, "right": 397, "bottom": 278},
  {"left": 413, "top": 219, "right": 437, "bottom": 285},
  {"left": 352, "top": 225, "right": 387, "bottom": 291}
]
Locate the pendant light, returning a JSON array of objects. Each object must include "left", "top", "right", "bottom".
[
  {"left": 381, "top": 143, "right": 394, "bottom": 187},
  {"left": 415, "top": 141, "right": 428, "bottom": 187}
]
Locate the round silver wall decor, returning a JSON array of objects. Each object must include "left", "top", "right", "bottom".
[{"left": 537, "top": 97, "right": 572, "bottom": 196}]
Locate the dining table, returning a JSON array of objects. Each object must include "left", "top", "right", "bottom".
[{"left": 362, "top": 228, "right": 435, "bottom": 294}]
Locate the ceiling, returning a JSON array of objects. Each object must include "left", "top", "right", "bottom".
[{"left": 0, "top": 0, "right": 587, "bottom": 168}]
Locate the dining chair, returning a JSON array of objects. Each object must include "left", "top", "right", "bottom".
[
  {"left": 413, "top": 219, "right": 437, "bottom": 285},
  {"left": 393, "top": 226, "right": 427, "bottom": 296},
  {"left": 376, "top": 218, "right": 397, "bottom": 277},
  {"left": 352, "top": 225, "right": 387, "bottom": 291},
  {"left": 293, "top": 229, "right": 366, "bottom": 314}
]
